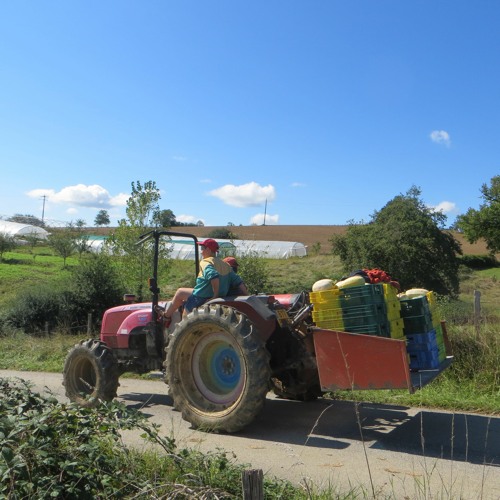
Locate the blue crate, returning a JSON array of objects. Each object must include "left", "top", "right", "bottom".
[{"left": 409, "top": 349, "right": 441, "bottom": 370}]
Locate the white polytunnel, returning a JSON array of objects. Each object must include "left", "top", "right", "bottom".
[
  {"left": 0, "top": 220, "right": 50, "bottom": 240},
  {"left": 86, "top": 235, "right": 307, "bottom": 259}
]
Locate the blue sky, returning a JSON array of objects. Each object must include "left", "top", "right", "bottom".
[{"left": 1, "top": 1, "right": 498, "bottom": 228}]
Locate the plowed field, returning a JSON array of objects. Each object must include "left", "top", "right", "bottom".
[{"left": 178, "top": 225, "right": 493, "bottom": 256}]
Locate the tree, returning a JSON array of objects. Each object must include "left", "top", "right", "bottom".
[
  {"left": 94, "top": 210, "right": 110, "bottom": 227},
  {"left": 0, "top": 232, "right": 17, "bottom": 261},
  {"left": 454, "top": 176, "right": 500, "bottom": 255},
  {"left": 8, "top": 214, "right": 45, "bottom": 227},
  {"left": 153, "top": 209, "right": 176, "bottom": 228},
  {"left": 21, "top": 232, "right": 44, "bottom": 261},
  {"left": 72, "top": 219, "right": 92, "bottom": 258},
  {"left": 105, "top": 180, "right": 171, "bottom": 300},
  {"left": 330, "top": 186, "right": 463, "bottom": 296},
  {"left": 69, "top": 253, "right": 124, "bottom": 328},
  {"left": 48, "top": 229, "right": 77, "bottom": 267}
]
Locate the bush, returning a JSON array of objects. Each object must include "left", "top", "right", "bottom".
[
  {"left": 0, "top": 378, "right": 301, "bottom": 499},
  {"left": 237, "top": 252, "right": 269, "bottom": 294},
  {"left": 459, "top": 254, "right": 499, "bottom": 269},
  {"left": 4, "top": 287, "right": 63, "bottom": 335}
]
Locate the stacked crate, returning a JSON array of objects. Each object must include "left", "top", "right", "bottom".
[
  {"left": 400, "top": 292, "right": 446, "bottom": 370},
  {"left": 310, "top": 283, "right": 404, "bottom": 339}
]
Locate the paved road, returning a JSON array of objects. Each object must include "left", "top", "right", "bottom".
[{"left": 1, "top": 369, "right": 499, "bottom": 499}]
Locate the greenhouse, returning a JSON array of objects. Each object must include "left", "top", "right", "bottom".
[
  {"left": 0, "top": 220, "right": 49, "bottom": 240},
  {"left": 87, "top": 235, "right": 307, "bottom": 259}
]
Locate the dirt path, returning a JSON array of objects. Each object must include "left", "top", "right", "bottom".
[{"left": 2, "top": 369, "right": 499, "bottom": 499}]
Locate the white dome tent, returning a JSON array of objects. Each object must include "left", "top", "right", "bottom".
[{"left": 0, "top": 220, "right": 49, "bottom": 240}]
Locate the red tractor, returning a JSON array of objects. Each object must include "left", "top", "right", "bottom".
[{"left": 63, "top": 230, "right": 452, "bottom": 432}]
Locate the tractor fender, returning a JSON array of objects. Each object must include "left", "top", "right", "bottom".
[{"left": 206, "top": 295, "right": 277, "bottom": 341}]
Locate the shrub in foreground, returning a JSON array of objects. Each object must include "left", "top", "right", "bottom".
[{"left": 0, "top": 378, "right": 303, "bottom": 499}]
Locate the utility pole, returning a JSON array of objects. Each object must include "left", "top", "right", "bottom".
[
  {"left": 263, "top": 199, "right": 267, "bottom": 226},
  {"left": 41, "top": 195, "right": 47, "bottom": 224}
]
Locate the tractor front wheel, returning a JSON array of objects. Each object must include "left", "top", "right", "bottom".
[
  {"left": 165, "top": 305, "right": 271, "bottom": 433},
  {"left": 63, "top": 339, "right": 120, "bottom": 407}
]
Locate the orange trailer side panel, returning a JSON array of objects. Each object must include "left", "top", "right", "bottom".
[{"left": 312, "top": 328, "right": 413, "bottom": 392}]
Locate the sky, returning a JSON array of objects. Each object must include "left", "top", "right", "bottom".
[{"left": 1, "top": 1, "right": 499, "bottom": 228}]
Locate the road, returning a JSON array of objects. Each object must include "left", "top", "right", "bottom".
[{"left": 1, "top": 369, "right": 499, "bottom": 499}]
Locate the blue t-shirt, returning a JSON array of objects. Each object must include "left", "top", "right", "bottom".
[{"left": 193, "top": 257, "right": 243, "bottom": 298}]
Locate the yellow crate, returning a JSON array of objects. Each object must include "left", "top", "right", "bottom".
[
  {"left": 315, "top": 318, "right": 344, "bottom": 330},
  {"left": 309, "top": 289, "right": 341, "bottom": 303},
  {"left": 385, "top": 299, "right": 402, "bottom": 321},
  {"left": 383, "top": 283, "right": 399, "bottom": 300},
  {"left": 390, "top": 318, "right": 405, "bottom": 339},
  {"left": 312, "top": 307, "right": 343, "bottom": 322}
]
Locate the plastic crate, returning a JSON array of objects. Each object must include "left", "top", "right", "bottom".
[
  {"left": 408, "top": 349, "right": 441, "bottom": 370},
  {"left": 406, "top": 330, "right": 439, "bottom": 352},
  {"left": 390, "top": 318, "right": 405, "bottom": 339},
  {"left": 309, "top": 289, "right": 341, "bottom": 310},
  {"left": 400, "top": 296, "right": 431, "bottom": 317},
  {"left": 385, "top": 299, "right": 402, "bottom": 320},
  {"left": 342, "top": 322, "right": 392, "bottom": 337},
  {"left": 314, "top": 318, "right": 344, "bottom": 330},
  {"left": 312, "top": 307, "right": 343, "bottom": 323},
  {"left": 402, "top": 313, "right": 434, "bottom": 334},
  {"left": 339, "top": 284, "right": 386, "bottom": 307}
]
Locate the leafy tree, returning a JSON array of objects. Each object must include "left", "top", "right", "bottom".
[
  {"left": 454, "top": 176, "right": 500, "bottom": 255},
  {"left": 48, "top": 229, "right": 76, "bottom": 267},
  {"left": 0, "top": 232, "right": 17, "bottom": 261},
  {"left": 236, "top": 252, "right": 269, "bottom": 295},
  {"left": 330, "top": 186, "right": 462, "bottom": 296},
  {"left": 20, "top": 232, "right": 44, "bottom": 260},
  {"left": 153, "top": 209, "right": 177, "bottom": 228},
  {"left": 94, "top": 209, "right": 111, "bottom": 227},
  {"left": 105, "top": 181, "right": 171, "bottom": 300},
  {"left": 69, "top": 253, "right": 124, "bottom": 329},
  {"left": 207, "top": 228, "right": 239, "bottom": 240},
  {"left": 72, "top": 219, "right": 92, "bottom": 258},
  {"left": 8, "top": 214, "right": 45, "bottom": 227}
]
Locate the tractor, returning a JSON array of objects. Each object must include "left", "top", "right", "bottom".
[{"left": 63, "top": 230, "right": 453, "bottom": 433}]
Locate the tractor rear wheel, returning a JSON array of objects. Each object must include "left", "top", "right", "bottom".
[
  {"left": 165, "top": 304, "right": 271, "bottom": 433},
  {"left": 63, "top": 339, "right": 119, "bottom": 407}
]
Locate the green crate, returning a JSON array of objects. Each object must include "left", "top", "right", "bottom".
[
  {"left": 402, "top": 313, "right": 434, "bottom": 334},
  {"left": 400, "top": 296, "right": 431, "bottom": 317},
  {"left": 339, "top": 284, "right": 386, "bottom": 307}
]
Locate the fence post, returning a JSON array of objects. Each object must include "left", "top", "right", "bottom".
[
  {"left": 241, "top": 469, "right": 264, "bottom": 500},
  {"left": 45, "top": 321, "right": 50, "bottom": 336},
  {"left": 473, "top": 290, "right": 481, "bottom": 338},
  {"left": 87, "top": 313, "right": 92, "bottom": 336}
]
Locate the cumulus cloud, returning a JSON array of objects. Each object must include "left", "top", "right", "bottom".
[
  {"left": 26, "top": 184, "right": 128, "bottom": 209},
  {"left": 176, "top": 214, "right": 205, "bottom": 225},
  {"left": 208, "top": 182, "right": 276, "bottom": 208},
  {"left": 250, "top": 213, "right": 279, "bottom": 225},
  {"left": 430, "top": 130, "right": 451, "bottom": 147},
  {"left": 430, "top": 201, "right": 458, "bottom": 214}
]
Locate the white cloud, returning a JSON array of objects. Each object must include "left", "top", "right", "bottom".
[
  {"left": 172, "top": 156, "right": 187, "bottom": 161},
  {"left": 209, "top": 182, "right": 276, "bottom": 208},
  {"left": 26, "top": 184, "right": 129, "bottom": 209},
  {"left": 250, "top": 213, "right": 279, "bottom": 225},
  {"left": 430, "top": 130, "right": 451, "bottom": 147},
  {"left": 176, "top": 214, "right": 205, "bottom": 225},
  {"left": 430, "top": 201, "right": 458, "bottom": 214},
  {"left": 291, "top": 182, "right": 306, "bottom": 188}
]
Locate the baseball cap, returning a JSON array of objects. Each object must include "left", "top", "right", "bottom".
[
  {"left": 223, "top": 256, "right": 238, "bottom": 268},
  {"left": 197, "top": 238, "right": 219, "bottom": 252}
]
